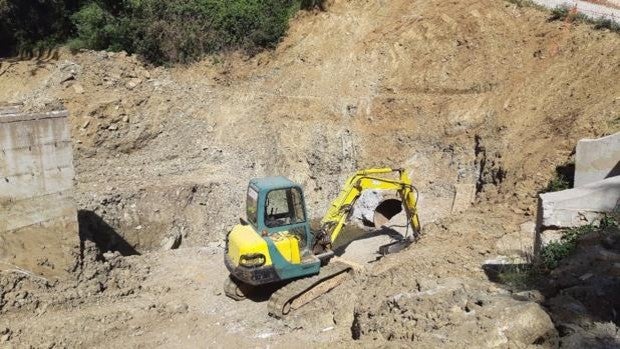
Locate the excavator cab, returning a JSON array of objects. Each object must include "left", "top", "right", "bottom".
[{"left": 225, "top": 177, "right": 321, "bottom": 288}]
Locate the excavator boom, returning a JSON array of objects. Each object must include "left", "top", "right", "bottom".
[{"left": 314, "top": 168, "right": 420, "bottom": 253}]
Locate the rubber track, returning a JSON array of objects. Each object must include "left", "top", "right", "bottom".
[
  {"left": 224, "top": 276, "right": 246, "bottom": 301},
  {"left": 267, "top": 261, "right": 352, "bottom": 318}
]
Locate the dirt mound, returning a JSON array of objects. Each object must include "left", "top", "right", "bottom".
[{"left": 352, "top": 276, "right": 557, "bottom": 346}]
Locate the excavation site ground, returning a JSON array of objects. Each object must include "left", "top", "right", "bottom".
[{"left": 0, "top": 0, "right": 619, "bottom": 347}]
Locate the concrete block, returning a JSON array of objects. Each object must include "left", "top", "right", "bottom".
[
  {"left": 0, "top": 109, "right": 78, "bottom": 278},
  {"left": 538, "top": 176, "right": 620, "bottom": 229},
  {"left": 451, "top": 183, "right": 475, "bottom": 213},
  {"left": 574, "top": 132, "right": 620, "bottom": 187}
]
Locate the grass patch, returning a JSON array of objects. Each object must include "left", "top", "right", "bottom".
[
  {"left": 541, "top": 161, "right": 574, "bottom": 193},
  {"left": 542, "top": 173, "right": 571, "bottom": 193},
  {"left": 541, "top": 216, "right": 618, "bottom": 269},
  {"left": 608, "top": 114, "right": 620, "bottom": 133},
  {"left": 496, "top": 263, "right": 537, "bottom": 290}
]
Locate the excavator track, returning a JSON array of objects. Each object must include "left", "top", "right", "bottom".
[
  {"left": 224, "top": 276, "right": 247, "bottom": 301},
  {"left": 267, "top": 261, "right": 353, "bottom": 318}
]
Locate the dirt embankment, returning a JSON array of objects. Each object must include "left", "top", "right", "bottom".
[{"left": 0, "top": 0, "right": 619, "bottom": 347}]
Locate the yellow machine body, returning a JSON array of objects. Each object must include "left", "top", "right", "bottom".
[{"left": 227, "top": 224, "right": 301, "bottom": 267}]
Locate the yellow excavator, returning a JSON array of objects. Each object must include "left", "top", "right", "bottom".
[{"left": 224, "top": 168, "right": 421, "bottom": 317}]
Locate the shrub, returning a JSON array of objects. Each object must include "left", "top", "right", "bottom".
[
  {"left": 2, "top": 0, "right": 324, "bottom": 63},
  {"left": 548, "top": 5, "right": 620, "bottom": 33},
  {"left": 543, "top": 173, "right": 570, "bottom": 193},
  {"left": 592, "top": 18, "right": 620, "bottom": 32},
  {"left": 68, "top": 0, "right": 316, "bottom": 64},
  {"left": 0, "top": 0, "right": 79, "bottom": 56}
]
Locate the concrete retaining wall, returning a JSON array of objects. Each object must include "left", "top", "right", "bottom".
[
  {"left": 0, "top": 108, "right": 78, "bottom": 278},
  {"left": 575, "top": 132, "right": 620, "bottom": 187},
  {"left": 538, "top": 176, "right": 620, "bottom": 232}
]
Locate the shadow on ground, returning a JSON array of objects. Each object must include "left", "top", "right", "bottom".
[{"left": 78, "top": 210, "right": 139, "bottom": 256}]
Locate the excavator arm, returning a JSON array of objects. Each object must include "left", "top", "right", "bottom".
[{"left": 313, "top": 168, "right": 420, "bottom": 254}]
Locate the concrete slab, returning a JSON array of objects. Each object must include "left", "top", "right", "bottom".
[
  {"left": 538, "top": 176, "right": 620, "bottom": 230},
  {"left": 575, "top": 132, "right": 620, "bottom": 187}
]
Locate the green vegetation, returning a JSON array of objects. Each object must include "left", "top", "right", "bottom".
[
  {"left": 541, "top": 216, "right": 618, "bottom": 269},
  {"left": 495, "top": 216, "right": 619, "bottom": 289},
  {"left": 0, "top": 0, "right": 82, "bottom": 56},
  {"left": 504, "top": 1, "right": 620, "bottom": 34},
  {"left": 542, "top": 173, "right": 571, "bottom": 193},
  {"left": 496, "top": 263, "right": 536, "bottom": 290},
  {"left": 549, "top": 5, "right": 620, "bottom": 33},
  {"left": 608, "top": 114, "right": 620, "bottom": 133},
  {"left": 0, "top": 0, "right": 324, "bottom": 64},
  {"left": 505, "top": 0, "right": 546, "bottom": 11}
]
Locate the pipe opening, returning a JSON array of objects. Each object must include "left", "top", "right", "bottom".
[{"left": 373, "top": 199, "right": 403, "bottom": 227}]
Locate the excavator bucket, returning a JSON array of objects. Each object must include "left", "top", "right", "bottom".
[{"left": 378, "top": 236, "right": 414, "bottom": 255}]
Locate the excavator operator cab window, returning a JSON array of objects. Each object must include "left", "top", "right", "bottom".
[{"left": 265, "top": 187, "right": 306, "bottom": 228}]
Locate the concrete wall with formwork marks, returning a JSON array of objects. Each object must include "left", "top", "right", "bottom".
[{"left": 0, "top": 106, "right": 78, "bottom": 278}]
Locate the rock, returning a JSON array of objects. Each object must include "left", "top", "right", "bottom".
[
  {"left": 513, "top": 290, "right": 545, "bottom": 303},
  {"left": 353, "top": 277, "right": 558, "bottom": 346},
  {"left": 125, "top": 78, "right": 142, "bottom": 90},
  {"left": 168, "top": 302, "right": 189, "bottom": 314},
  {"left": 103, "top": 251, "right": 121, "bottom": 262},
  {"left": 547, "top": 295, "right": 588, "bottom": 318},
  {"left": 501, "top": 302, "right": 557, "bottom": 345},
  {"left": 451, "top": 183, "right": 476, "bottom": 213},
  {"left": 495, "top": 230, "right": 534, "bottom": 257},
  {"left": 610, "top": 263, "right": 620, "bottom": 277},
  {"left": 520, "top": 221, "right": 536, "bottom": 234},
  {"left": 73, "top": 83, "right": 85, "bottom": 94},
  {"left": 538, "top": 229, "right": 564, "bottom": 247},
  {"left": 161, "top": 231, "right": 182, "bottom": 250}
]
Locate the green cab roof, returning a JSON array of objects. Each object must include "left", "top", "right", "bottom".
[{"left": 250, "top": 176, "right": 299, "bottom": 191}]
